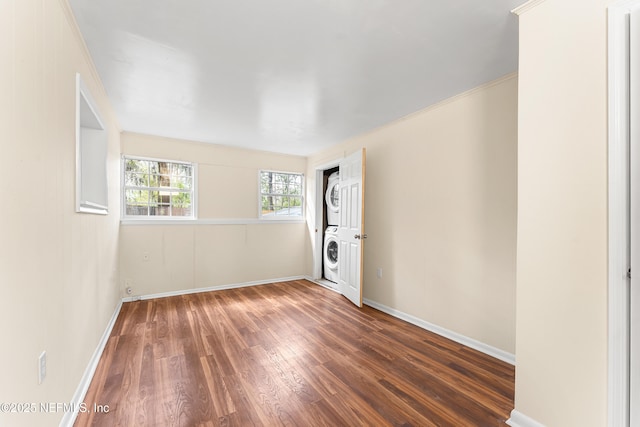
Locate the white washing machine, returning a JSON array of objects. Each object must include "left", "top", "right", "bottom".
[
  {"left": 326, "top": 172, "right": 339, "bottom": 226},
  {"left": 323, "top": 226, "right": 339, "bottom": 283}
]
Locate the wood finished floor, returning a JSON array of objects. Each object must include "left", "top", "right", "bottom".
[{"left": 75, "top": 280, "right": 514, "bottom": 427}]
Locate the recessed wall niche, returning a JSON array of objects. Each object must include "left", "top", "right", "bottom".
[{"left": 76, "top": 73, "right": 108, "bottom": 214}]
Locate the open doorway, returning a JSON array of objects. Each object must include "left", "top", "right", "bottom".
[
  {"left": 312, "top": 162, "right": 340, "bottom": 290},
  {"left": 322, "top": 166, "right": 340, "bottom": 286},
  {"left": 312, "top": 149, "right": 366, "bottom": 307}
]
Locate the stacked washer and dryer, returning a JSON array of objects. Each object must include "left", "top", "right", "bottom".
[{"left": 323, "top": 172, "right": 340, "bottom": 283}]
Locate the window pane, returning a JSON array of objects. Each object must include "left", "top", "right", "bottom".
[
  {"left": 171, "top": 192, "right": 191, "bottom": 216},
  {"left": 172, "top": 205, "right": 191, "bottom": 217},
  {"left": 123, "top": 157, "right": 195, "bottom": 218},
  {"left": 125, "top": 189, "right": 149, "bottom": 216},
  {"left": 260, "top": 173, "right": 270, "bottom": 193},
  {"left": 156, "top": 204, "right": 171, "bottom": 216},
  {"left": 171, "top": 163, "right": 191, "bottom": 177},
  {"left": 126, "top": 159, "right": 148, "bottom": 174},
  {"left": 172, "top": 175, "right": 192, "bottom": 189},
  {"left": 273, "top": 196, "right": 283, "bottom": 210},
  {"left": 126, "top": 189, "right": 146, "bottom": 204},
  {"left": 261, "top": 196, "right": 272, "bottom": 215},
  {"left": 149, "top": 161, "right": 160, "bottom": 175},
  {"left": 125, "top": 172, "right": 148, "bottom": 187},
  {"left": 149, "top": 191, "right": 160, "bottom": 206},
  {"left": 171, "top": 191, "right": 190, "bottom": 206},
  {"left": 157, "top": 174, "right": 172, "bottom": 188},
  {"left": 259, "top": 171, "right": 303, "bottom": 218},
  {"left": 126, "top": 204, "right": 148, "bottom": 216}
]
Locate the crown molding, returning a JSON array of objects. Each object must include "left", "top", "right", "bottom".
[{"left": 511, "top": 0, "right": 547, "bottom": 16}]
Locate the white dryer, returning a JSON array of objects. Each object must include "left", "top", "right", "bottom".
[
  {"left": 323, "top": 226, "right": 339, "bottom": 283},
  {"left": 326, "top": 172, "right": 339, "bottom": 226}
]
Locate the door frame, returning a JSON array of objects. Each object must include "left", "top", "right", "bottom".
[
  {"left": 608, "top": 2, "right": 640, "bottom": 425},
  {"left": 312, "top": 158, "right": 341, "bottom": 283}
]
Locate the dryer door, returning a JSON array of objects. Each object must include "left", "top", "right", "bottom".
[{"left": 326, "top": 181, "right": 339, "bottom": 213}]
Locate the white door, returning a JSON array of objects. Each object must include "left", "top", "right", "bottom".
[
  {"left": 338, "top": 148, "right": 366, "bottom": 307},
  {"left": 631, "top": 8, "right": 640, "bottom": 425}
]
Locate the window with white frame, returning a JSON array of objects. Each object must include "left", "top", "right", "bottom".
[
  {"left": 123, "top": 156, "right": 195, "bottom": 218},
  {"left": 259, "top": 171, "right": 303, "bottom": 218}
]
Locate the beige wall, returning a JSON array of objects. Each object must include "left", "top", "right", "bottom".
[
  {"left": 120, "top": 133, "right": 308, "bottom": 296},
  {"left": 513, "top": 0, "right": 610, "bottom": 425},
  {"left": 0, "top": 0, "right": 121, "bottom": 425},
  {"left": 307, "top": 75, "right": 518, "bottom": 354}
]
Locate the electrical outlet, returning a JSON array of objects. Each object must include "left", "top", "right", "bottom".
[
  {"left": 377, "top": 268, "right": 383, "bottom": 279},
  {"left": 125, "top": 279, "right": 133, "bottom": 295},
  {"left": 38, "top": 351, "right": 46, "bottom": 384}
]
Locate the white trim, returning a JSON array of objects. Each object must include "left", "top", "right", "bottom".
[
  {"left": 120, "top": 218, "right": 305, "bottom": 226},
  {"left": 314, "top": 158, "right": 343, "bottom": 173},
  {"left": 78, "top": 206, "right": 109, "bottom": 216},
  {"left": 121, "top": 154, "right": 194, "bottom": 165},
  {"left": 362, "top": 298, "right": 515, "bottom": 365},
  {"left": 255, "top": 215, "right": 305, "bottom": 222},
  {"left": 80, "top": 201, "right": 108, "bottom": 211},
  {"left": 511, "top": 0, "right": 547, "bottom": 16},
  {"left": 313, "top": 169, "right": 325, "bottom": 280},
  {"left": 122, "top": 276, "right": 306, "bottom": 302},
  {"left": 506, "top": 410, "right": 546, "bottom": 427},
  {"left": 76, "top": 73, "right": 109, "bottom": 215},
  {"left": 608, "top": 2, "right": 640, "bottom": 426},
  {"left": 59, "top": 300, "right": 123, "bottom": 427}
]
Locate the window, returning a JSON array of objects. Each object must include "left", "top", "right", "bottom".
[
  {"left": 76, "top": 73, "right": 108, "bottom": 215},
  {"left": 259, "top": 171, "right": 304, "bottom": 218},
  {"left": 122, "top": 156, "right": 195, "bottom": 218}
]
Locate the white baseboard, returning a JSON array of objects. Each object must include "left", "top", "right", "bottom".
[
  {"left": 122, "top": 275, "right": 306, "bottom": 302},
  {"left": 506, "top": 410, "right": 546, "bottom": 427},
  {"left": 362, "top": 298, "right": 516, "bottom": 365},
  {"left": 59, "top": 300, "right": 123, "bottom": 427}
]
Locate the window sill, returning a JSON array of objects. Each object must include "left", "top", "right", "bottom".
[{"left": 120, "top": 218, "right": 306, "bottom": 226}]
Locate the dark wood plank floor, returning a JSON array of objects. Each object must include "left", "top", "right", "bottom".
[{"left": 75, "top": 279, "right": 514, "bottom": 427}]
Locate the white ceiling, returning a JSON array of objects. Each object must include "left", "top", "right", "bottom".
[{"left": 70, "top": 0, "right": 525, "bottom": 156}]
